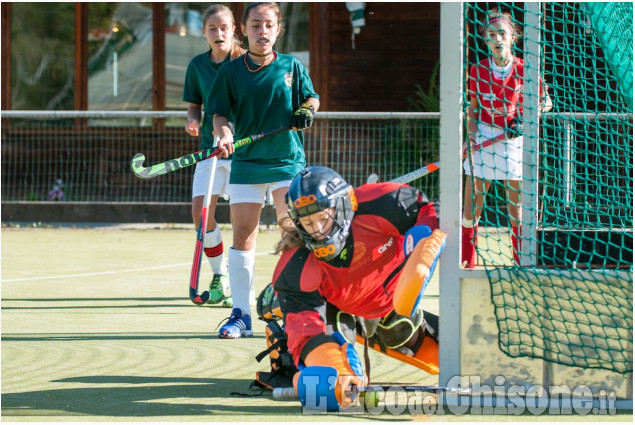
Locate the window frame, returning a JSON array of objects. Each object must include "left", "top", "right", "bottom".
[{"left": 0, "top": 3, "right": 328, "bottom": 113}]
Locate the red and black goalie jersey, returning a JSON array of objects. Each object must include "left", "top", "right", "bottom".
[{"left": 272, "top": 182, "right": 439, "bottom": 365}]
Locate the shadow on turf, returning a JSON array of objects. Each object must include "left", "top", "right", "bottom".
[
  {"left": 1, "top": 333, "right": 265, "bottom": 342},
  {"left": 1, "top": 376, "right": 297, "bottom": 417},
  {"left": 1, "top": 375, "right": 398, "bottom": 420},
  {"left": 1, "top": 297, "right": 234, "bottom": 311}
]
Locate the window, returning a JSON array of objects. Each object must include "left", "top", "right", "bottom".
[
  {"left": 164, "top": 2, "right": 310, "bottom": 111},
  {"left": 6, "top": 2, "right": 309, "bottom": 112},
  {"left": 164, "top": 2, "right": 214, "bottom": 111},
  {"left": 87, "top": 2, "right": 153, "bottom": 110},
  {"left": 10, "top": 3, "right": 75, "bottom": 110},
  {"left": 277, "top": 2, "right": 310, "bottom": 69}
]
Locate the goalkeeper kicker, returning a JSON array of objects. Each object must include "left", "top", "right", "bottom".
[{"left": 253, "top": 165, "right": 446, "bottom": 411}]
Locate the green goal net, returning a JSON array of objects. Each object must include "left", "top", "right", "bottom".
[{"left": 463, "top": 2, "right": 633, "bottom": 374}]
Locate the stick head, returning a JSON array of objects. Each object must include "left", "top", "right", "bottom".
[
  {"left": 366, "top": 173, "right": 379, "bottom": 184},
  {"left": 130, "top": 153, "right": 151, "bottom": 178},
  {"left": 190, "top": 288, "right": 211, "bottom": 304}
]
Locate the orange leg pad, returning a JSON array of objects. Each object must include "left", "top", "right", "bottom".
[{"left": 356, "top": 335, "right": 439, "bottom": 375}]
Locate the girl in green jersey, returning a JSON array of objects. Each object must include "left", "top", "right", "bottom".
[
  {"left": 183, "top": 5, "right": 245, "bottom": 306},
  {"left": 207, "top": 2, "right": 320, "bottom": 339}
]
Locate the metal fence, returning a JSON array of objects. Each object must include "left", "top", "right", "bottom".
[{"left": 1, "top": 111, "right": 441, "bottom": 203}]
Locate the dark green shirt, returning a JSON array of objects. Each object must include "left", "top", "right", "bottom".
[
  {"left": 206, "top": 52, "right": 319, "bottom": 184},
  {"left": 182, "top": 50, "right": 230, "bottom": 150}
]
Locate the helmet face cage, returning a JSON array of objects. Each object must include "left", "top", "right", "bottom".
[
  {"left": 287, "top": 167, "right": 356, "bottom": 261},
  {"left": 292, "top": 205, "right": 337, "bottom": 242}
]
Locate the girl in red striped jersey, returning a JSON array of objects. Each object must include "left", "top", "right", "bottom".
[{"left": 462, "top": 8, "right": 552, "bottom": 268}]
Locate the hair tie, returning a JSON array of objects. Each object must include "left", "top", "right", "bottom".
[{"left": 488, "top": 17, "right": 514, "bottom": 34}]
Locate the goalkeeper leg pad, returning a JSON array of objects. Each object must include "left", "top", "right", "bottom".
[
  {"left": 356, "top": 310, "right": 439, "bottom": 375},
  {"left": 325, "top": 304, "right": 357, "bottom": 344},
  {"left": 374, "top": 309, "right": 422, "bottom": 349},
  {"left": 393, "top": 229, "right": 447, "bottom": 317},
  {"left": 256, "top": 283, "right": 282, "bottom": 322},
  {"left": 254, "top": 321, "right": 298, "bottom": 390}
]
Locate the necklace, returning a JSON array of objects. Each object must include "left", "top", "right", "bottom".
[
  {"left": 248, "top": 50, "right": 271, "bottom": 58},
  {"left": 244, "top": 51, "right": 276, "bottom": 73}
]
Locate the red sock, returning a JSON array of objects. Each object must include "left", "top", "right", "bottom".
[
  {"left": 461, "top": 225, "right": 477, "bottom": 268},
  {"left": 511, "top": 226, "right": 520, "bottom": 265}
]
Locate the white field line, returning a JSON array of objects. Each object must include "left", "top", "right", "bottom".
[{"left": 2, "top": 251, "right": 276, "bottom": 283}]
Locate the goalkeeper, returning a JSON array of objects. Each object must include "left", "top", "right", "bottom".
[{"left": 269, "top": 165, "right": 447, "bottom": 410}]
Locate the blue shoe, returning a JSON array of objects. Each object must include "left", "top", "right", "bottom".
[{"left": 218, "top": 308, "right": 253, "bottom": 339}]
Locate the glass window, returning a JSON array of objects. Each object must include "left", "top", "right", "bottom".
[
  {"left": 88, "top": 2, "right": 153, "bottom": 111},
  {"left": 165, "top": 2, "right": 310, "bottom": 112},
  {"left": 277, "top": 2, "right": 310, "bottom": 69},
  {"left": 10, "top": 3, "right": 75, "bottom": 110},
  {"left": 164, "top": 2, "right": 212, "bottom": 111}
]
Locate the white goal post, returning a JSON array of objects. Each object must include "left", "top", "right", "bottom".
[{"left": 437, "top": 2, "right": 633, "bottom": 411}]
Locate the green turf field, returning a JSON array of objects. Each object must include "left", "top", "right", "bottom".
[{"left": 1, "top": 224, "right": 631, "bottom": 422}]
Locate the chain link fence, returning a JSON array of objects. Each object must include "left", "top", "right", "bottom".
[{"left": 1, "top": 111, "right": 441, "bottom": 205}]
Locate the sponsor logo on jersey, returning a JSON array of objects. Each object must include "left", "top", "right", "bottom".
[
  {"left": 378, "top": 237, "right": 394, "bottom": 254},
  {"left": 352, "top": 242, "right": 366, "bottom": 263},
  {"left": 313, "top": 244, "right": 336, "bottom": 258},
  {"left": 284, "top": 72, "right": 294, "bottom": 87}
]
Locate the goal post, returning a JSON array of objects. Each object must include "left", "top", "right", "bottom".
[{"left": 438, "top": 2, "right": 633, "bottom": 410}]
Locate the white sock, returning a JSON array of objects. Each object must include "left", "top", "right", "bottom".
[
  {"left": 204, "top": 227, "right": 227, "bottom": 275},
  {"left": 228, "top": 247, "right": 255, "bottom": 316},
  {"left": 462, "top": 216, "right": 479, "bottom": 228}
]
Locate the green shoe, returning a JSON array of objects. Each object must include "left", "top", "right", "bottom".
[{"left": 208, "top": 274, "right": 229, "bottom": 305}]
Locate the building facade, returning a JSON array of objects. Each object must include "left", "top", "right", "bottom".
[{"left": 1, "top": 2, "right": 441, "bottom": 113}]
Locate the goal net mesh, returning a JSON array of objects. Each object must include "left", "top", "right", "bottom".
[{"left": 463, "top": 2, "right": 633, "bottom": 373}]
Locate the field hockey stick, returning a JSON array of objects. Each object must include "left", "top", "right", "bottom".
[
  {"left": 390, "top": 161, "right": 440, "bottom": 184},
  {"left": 396, "top": 133, "right": 506, "bottom": 183},
  {"left": 366, "top": 132, "right": 508, "bottom": 184},
  {"left": 462, "top": 132, "right": 508, "bottom": 159},
  {"left": 346, "top": 384, "right": 471, "bottom": 396},
  {"left": 272, "top": 384, "right": 471, "bottom": 399},
  {"left": 365, "top": 161, "right": 440, "bottom": 185},
  {"left": 189, "top": 138, "right": 219, "bottom": 305},
  {"left": 366, "top": 163, "right": 438, "bottom": 185},
  {"left": 131, "top": 126, "right": 292, "bottom": 179}
]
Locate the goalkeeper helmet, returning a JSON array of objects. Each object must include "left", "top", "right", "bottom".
[{"left": 287, "top": 166, "right": 357, "bottom": 261}]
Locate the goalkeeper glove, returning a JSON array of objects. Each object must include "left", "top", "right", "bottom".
[
  {"left": 295, "top": 332, "right": 366, "bottom": 411},
  {"left": 291, "top": 103, "right": 315, "bottom": 129}
]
